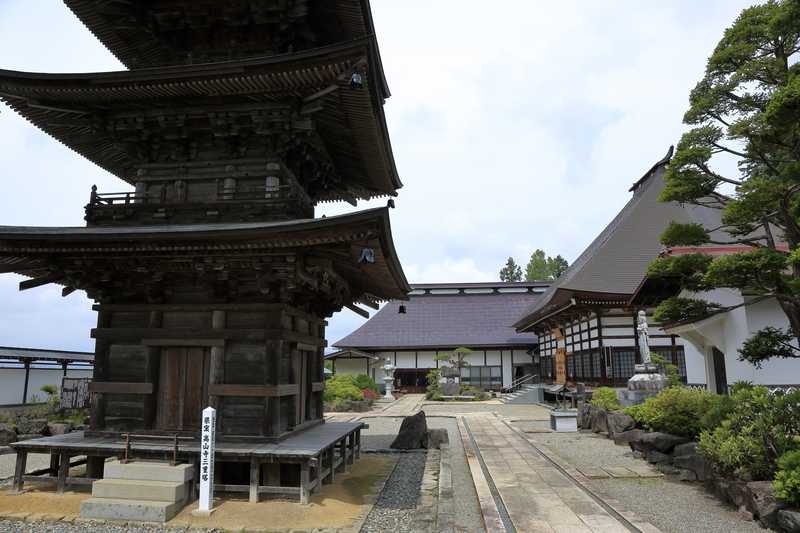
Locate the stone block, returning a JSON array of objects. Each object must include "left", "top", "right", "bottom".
[
  {"left": 673, "top": 442, "right": 698, "bottom": 457},
  {"left": 676, "top": 468, "right": 697, "bottom": 482},
  {"left": 0, "top": 424, "right": 17, "bottom": 445},
  {"left": 744, "top": 481, "right": 786, "bottom": 530},
  {"left": 614, "top": 429, "right": 644, "bottom": 447},
  {"left": 645, "top": 450, "right": 672, "bottom": 464},
  {"left": 92, "top": 478, "right": 186, "bottom": 503},
  {"left": 673, "top": 452, "right": 711, "bottom": 481},
  {"left": 590, "top": 408, "right": 608, "bottom": 434},
  {"left": 47, "top": 422, "right": 72, "bottom": 436},
  {"left": 103, "top": 460, "right": 194, "bottom": 483},
  {"left": 629, "top": 432, "right": 688, "bottom": 454},
  {"left": 577, "top": 404, "right": 592, "bottom": 429},
  {"left": 80, "top": 497, "right": 183, "bottom": 523}
]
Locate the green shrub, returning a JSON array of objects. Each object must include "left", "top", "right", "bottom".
[
  {"left": 323, "top": 375, "right": 363, "bottom": 403},
  {"left": 699, "top": 393, "right": 735, "bottom": 431},
  {"left": 624, "top": 386, "right": 721, "bottom": 439},
  {"left": 590, "top": 387, "right": 621, "bottom": 411},
  {"left": 698, "top": 386, "right": 800, "bottom": 480},
  {"left": 351, "top": 374, "right": 379, "bottom": 393},
  {"left": 40, "top": 384, "right": 58, "bottom": 396},
  {"left": 426, "top": 368, "right": 442, "bottom": 400},
  {"left": 651, "top": 354, "right": 682, "bottom": 388},
  {"left": 774, "top": 450, "right": 800, "bottom": 505}
]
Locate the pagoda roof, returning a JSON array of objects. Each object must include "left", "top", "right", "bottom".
[
  {"left": 66, "top": 0, "right": 387, "bottom": 78},
  {"left": 0, "top": 207, "right": 410, "bottom": 306},
  {"left": 0, "top": 39, "right": 400, "bottom": 202}
]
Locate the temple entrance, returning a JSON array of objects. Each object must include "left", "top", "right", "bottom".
[
  {"left": 394, "top": 369, "right": 429, "bottom": 393},
  {"left": 712, "top": 348, "right": 728, "bottom": 395},
  {"left": 156, "top": 347, "right": 210, "bottom": 432}
]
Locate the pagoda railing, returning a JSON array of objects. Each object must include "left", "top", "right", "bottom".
[{"left": 85, "top": 181, "right": 314, "bottom": 225}]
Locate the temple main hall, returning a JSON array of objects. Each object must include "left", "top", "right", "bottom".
[{"left": 0, "top": 0, "right": 409, "bottom": 504}]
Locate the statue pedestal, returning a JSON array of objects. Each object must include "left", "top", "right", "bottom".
[{"left": 624, "top": 364, "right": 667, "bottom": 406}]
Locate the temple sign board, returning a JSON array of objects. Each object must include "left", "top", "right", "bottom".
[
  {"left": 552, "top": 328, "right": 567, "bottom": 384},
  {"left": 198, "top": 406, "right": 216, "bottom": 513}
]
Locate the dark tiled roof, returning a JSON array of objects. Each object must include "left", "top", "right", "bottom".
[
  {"left": 334, "top": 286, "right": 544, "bottom": 350},
  {"left": 0, "top": 346, "right": 94, "bottom": 363},
  {"left": 513, "top": 146, "right": 726, "bottom": 331}
]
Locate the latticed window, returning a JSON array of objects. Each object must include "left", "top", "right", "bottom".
[
  {"left": 592, "top": 350, "right": 603, "bottom": 378},
  {"left": 612, "top": 349, "right": 636, "bottom": 379},
  {"left": 582, "top": 351, "right": 592, "bottom": 379}
]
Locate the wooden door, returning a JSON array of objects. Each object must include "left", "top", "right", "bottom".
[{"left": 157, "top": 347, "right": 209, "bottom": 432}]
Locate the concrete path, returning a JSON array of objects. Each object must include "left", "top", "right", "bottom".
[
  {"left": 464, "top": 415, "right": 642, "bottom": 533},
  {"left": 378, "top": 393, "right": 425, "bottom": 416}
]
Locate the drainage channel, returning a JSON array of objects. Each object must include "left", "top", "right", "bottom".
[
  {"left": 497, "top": 417, "right": 643, "bottom": 533},
  {"left": 461, "top": 416, "right": 516, "bottom": 533}
]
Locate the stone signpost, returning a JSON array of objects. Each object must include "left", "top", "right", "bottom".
[{"left": 194, "top": 406, "right": 216, "bottom": 515}]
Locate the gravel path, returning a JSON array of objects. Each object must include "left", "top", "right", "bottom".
[
  {"left": 360, "top": 453, "right": 426, "bottom": 533},
  {"left": 522, "top": 426, "right": 766, "bottom": 533}
]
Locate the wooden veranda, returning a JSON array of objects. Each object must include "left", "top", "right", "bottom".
[{"left": 11, "top": 422, "right": 364, "bottom": 504}]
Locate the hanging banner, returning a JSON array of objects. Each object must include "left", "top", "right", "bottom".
[{"left": 198, "top": 406, "right": 216, "bottom": 513}]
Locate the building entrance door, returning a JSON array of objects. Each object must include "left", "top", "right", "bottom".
[
  {"left": 156, "top": 347, "right": 210, "bottom": 432},
  {"left": 712, "top": 348, "right": 728, "bottom": 395}
]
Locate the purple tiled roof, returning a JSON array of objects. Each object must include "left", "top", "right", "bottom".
[{"left": 334, "top": 285, "right": 545, "bottom": 350}]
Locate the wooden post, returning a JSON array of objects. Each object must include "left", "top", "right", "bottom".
[
  {"left": 347, "top": 433, "right": 355, "bottom": 465},
  {"left": 208, "top": 310, "right": 225, "bottom": 413},
  {"left": 325, "top": 447, "right": 334, "bottom": 484},
  {"left": 312, "top": 455, "right": 321, "bottom": 494},
  {"left": 49, "top": 452, "right": 60, "bottom": 476},
  {"left": 355, "top": 429, "right": 361, "bottom": 460},
  {"left": 57, "top": 452, "right": 69, "bottom": 494},
  {"left": 299, "top": 461, "right": 310, "bottom": 504},
  {"left": 21, "top": 360, "right": 31, "bottom": 404},
  {"left": 13, "top": 451, "right": 27, "bottom": 492},
  {"left": 249, "top": 457, "right": 259, "bottom": 504},
  {"left": 338, "top": 439, "right": 347, "bottom": 473}
]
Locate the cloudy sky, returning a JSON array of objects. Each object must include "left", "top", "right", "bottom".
[{"left": 0, "top": 0, "right": 754, "bottom": 352}]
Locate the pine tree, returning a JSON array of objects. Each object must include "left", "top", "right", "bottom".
[{"left": 499, "top": 257, "right": 523, "bottom": 282}]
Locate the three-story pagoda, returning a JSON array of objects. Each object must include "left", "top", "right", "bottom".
[{"left": 0, "top": 0, "right": 409, "bottom": 502}]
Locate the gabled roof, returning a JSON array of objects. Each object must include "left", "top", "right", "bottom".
[
  {"left": 513, "top": 146, "right": 726, "bottom": 332},
  {"left": 335, "top": 283, "right": 546, "bottom": 350}
]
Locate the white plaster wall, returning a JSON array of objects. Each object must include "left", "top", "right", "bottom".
[
  {"left": 0, "top": 367, "right": 93, "bottom": 405},
  {"left": 416, "top": 351, "right": 437, "bottom": 369},
  {"left": 485, "top": 350, "right": 502, "bottom": 366},
  {"left": 682, "top": 342, "right": 707, "bottom": 385},
  {"left": 333, "top": 358, "right": 370, "bottom": 376},
  {"left": 394, "top": 351, "right": 416, "bottom": 369}
]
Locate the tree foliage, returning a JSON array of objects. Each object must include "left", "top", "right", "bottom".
[
  {"left": 652, "top": 0, "right": 800, "bottom": 364},
  {"left": 499, "top": 257, "right": 523, "bottom": 282}
]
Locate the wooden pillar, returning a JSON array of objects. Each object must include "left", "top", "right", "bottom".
[
  {"left": 266, "top": 337, "right": 284, "bottom": 436},
  {"left": 61, "top": 361, "right": 68, "bottom": 378},
  {"left": 299, "top": 461, "right": 310, "bottom": 504},
  {"left": 13, "top": 451, "right": 27, "bottom": 492},
  {"left": 249, "top": 457, "right": 259, "bottom": 504},
  {"left": 144, "top": 311, "right": 162, "bottom": 429},
  {"left": 91, "top": 308, "right": 112, "bottom": 431},
  {"left": 21, "top": 360, "right": 31, "bottom": 404},
  {"left": 355, "top": 429, "right": 361, "bottom": 460},
  {"left": 338, "top": 439, "right": 347, "bottom": 473},
  {"left": 49, "top": 452, "right": 60, "bottom": 476},
  {"left": 347, "top": 433, "right": 355, "bottom": 466},
  {"left": 325, "top": 447, "right": 334, "bottom": 484},
  {"left": 208, "top": 310, "right": 226, "bottom": 413},
  {"left": 312, "top": 455, "right": 321, "bottom": 494},
  {"left": 56, "top": 452, "right": 69, "bottom": 494}
]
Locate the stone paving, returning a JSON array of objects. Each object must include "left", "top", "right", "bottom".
[{"left": 464, "top": 414, "right": 636, "bottom": 532}]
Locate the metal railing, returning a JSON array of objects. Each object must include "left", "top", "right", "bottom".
[{"left": 502, "top": 373, "right": 538, "bottom": 393}]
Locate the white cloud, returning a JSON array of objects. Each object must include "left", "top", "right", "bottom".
[{"left": 0, "top": 0, "right": 754, "bottom": 350}]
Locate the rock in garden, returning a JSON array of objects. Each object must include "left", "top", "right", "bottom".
[
  {"left": 47, "top": 422, "right": 72, "bottom": 435},
  {"left": 673, "top": 450, "right": 711, "bottom": 481},
  {"left": 0, "top": 423, "right": 17, "bottom": 445},
  {"left": 677, "top": 468, "right": 697, "bottom": 482},
  {"left": 390, "top": 411, "right": 428, "bottom": 450},
  {"left": 629, "top": 432, "right": 688, "bottom": 454},
  {"left": 577, "top": 404, "right": 592, "bottom": 429},
  {"left": 745, "top": 481, "right": 786, "bottom": 530},
  {"left": 673, "top": 442, "right": 697, "bottom": 456},
  {"left": 426, "top": 428, "right": 449, "bottom": 449},
  {"left": 645, "top": 450, "right": 672, "bottom": 464},
  {"left": 777, "top": 509, "right": 800, "bottom": 532},
  {"left": 590, "top": 408, "right": 608, "bottom": 434},
  {"left": 615, "top": 429, "right": 644, "bottom": 447},
  {"left": 606, "top": 412, "right": 635, "bottom": 437}
]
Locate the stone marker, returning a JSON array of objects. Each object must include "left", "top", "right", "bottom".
[{"left": 193, "top": 406, "right": 216, "bottom": 516}]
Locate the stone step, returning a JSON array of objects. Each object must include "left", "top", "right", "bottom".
[
  {"left": 80, "top": 497, "right": 183, "bottom": 523},
  {"left": 92, "top": 478, "right": 187, "bottom": 503},
  {"left": 104, "top": 460, "right": 194, "bottom": 483}
]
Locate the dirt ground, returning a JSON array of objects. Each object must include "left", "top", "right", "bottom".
[{"left": 0, "top": 454, "right": 397, "bottom": 530}]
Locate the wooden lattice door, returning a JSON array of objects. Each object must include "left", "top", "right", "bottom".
[{"left": 156, "top": 347, "right": 209, "bottom": 432}]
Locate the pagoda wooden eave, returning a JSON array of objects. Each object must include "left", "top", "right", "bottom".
[
  {"left": 0, "top": 39, "right": 400, "bottom": 202},
  {"left": 65, "top": 0, "right": 390, "bottom": 95},
  {"left": 514, "top": 288, "right": 632, "bottom": 333},
  {"left": 0, "top": 206, "right": 410, "bottom": 304}
]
